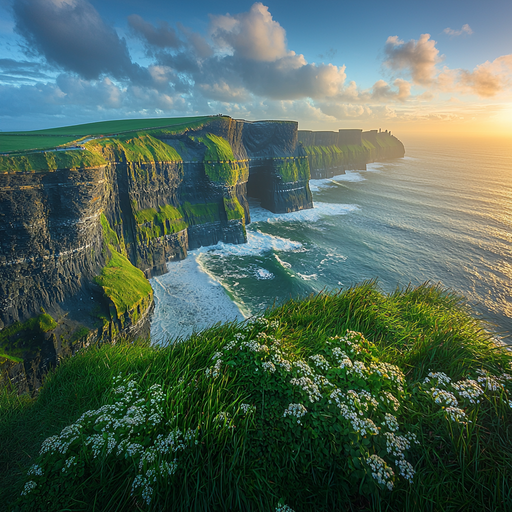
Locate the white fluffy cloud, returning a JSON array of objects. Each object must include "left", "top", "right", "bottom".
[{"left": 384, "top": 34, "right": 441, "bottom": 85}]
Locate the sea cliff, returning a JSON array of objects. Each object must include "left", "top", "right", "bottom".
[
  {"left": 0, "top": 117, "right": 404, "bottom": 392},
  {"left": 298, "top": 128, "right": 405, "bottom": 178}
]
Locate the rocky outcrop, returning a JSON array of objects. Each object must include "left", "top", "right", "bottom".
[{"left": 298, "top": 128, "right": 405, "bottom": 179}]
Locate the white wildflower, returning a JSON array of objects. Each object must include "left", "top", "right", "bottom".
[
  {"left": 21, "top": 481, "right": 37, "bottom": 496},
  {"left": 366, "top": 454, "right": 394, "bottom": 490}
]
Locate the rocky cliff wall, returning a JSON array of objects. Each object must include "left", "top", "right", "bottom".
[
  {"left": 298, "top": 129, "right": 405, "bottom": 179},
  {"left": 0, "top": 116, "right": 314, "bottom": 391}
]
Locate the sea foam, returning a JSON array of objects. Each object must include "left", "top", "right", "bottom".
[{"left": 150, "top": 255, "right": 245, "bottom": 344}]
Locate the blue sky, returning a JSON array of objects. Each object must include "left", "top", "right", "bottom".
[{"left": 1, "top": 0, "right": 511, "bottom": 135}]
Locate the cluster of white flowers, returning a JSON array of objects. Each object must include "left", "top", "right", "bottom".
[
  {"left": 240, "top": 403, "right": 256, "bottom": 414},
  {"left": 275, "top": 505, "right": 295, "bottom": 512},
  {"left": 395, "top": 458, "right": 415, "bottom": 483},
  {"left": 329, "top": 389, "right": 379, "bottom": 436},
  {"left": 430, "top": 388, "right": 458, "bottom": 407},
  {"left": 290, "top": 376, "right": 322, "bottom": 403},
  {"left": 205, "top": 357, "right": 222, "bottom": 378},
  {"left": 451, "top": 379, "right": 484, "bottom": 404},
  {"left": 28, "top": 374, "right": 200, "bottom": 508},
  {"left": 309, "top": 354, "right": 330, "bottom": 372},
  {"left": 382, "top": 413, "right": 399, "bottom": 432},
  {"left": 27, "top": 464, "right": 43, "bottom": 477},
  {"left": 331, "top": 347, "right": 351, "bottom": 365},
  {"left": 380, "top": 392, "right": 400, "bottom": 412},
  {"left": 424, "top": 367, "right": 512, "bottom": 423},
  {"left": 201, "top": 328, "right": 417, "bottom": 490},
  {"left": 62, "top": 456, "right": 77, "bottom": 473},
  {"left": 132, "top": 469, "right": 157, "bottom": 506},
  {"left": 20, "top": 480, "right": 37, "bottom": 496},
  {"left": 262, "top": 361, "right": 277, "bottom": 373},
  {"left": 240, "top": 340, "right": 269, "bottom": 353},
  {"left": 444, "top": 406, "right": 468, "bottom": 423},
  {"left": 214, "top": 412, "right": 236, "bottom": 429},
  {"left": 223, "top": 340, "right": 237, "bottom": 350},
  {"left": 384, "top": 432, "right": 411, "bottom": 458},
  {"left": 370, "top": 363, "right": 405, "bottom": 391},
  {"left": 476, "top": 369, "right": 504, "bottom": 391},
  {"left": 292, "top": 360, "right": 314, "bottom": 376},
  {"left": 366, "top": 454, "right": 394, "bottom": 490},
  {"left": 423, "top": 372, "right": 451, "bottom": 386},
  {"left": 283, "top": 403, "right": 307, "bottom": 424},
  {"left": 271, "top": 352, "right": 292, "bottom": 372}
]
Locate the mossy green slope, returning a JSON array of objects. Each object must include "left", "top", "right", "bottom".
[
  {"left": 2, "top": 282, "right": 511, "bottom": 512},
  {"left": 87, "top": 134, "right": 182, "bottom": 164},
  {"left": 0, "top": 116, "right": 217, "bottom": 171},
  {"left": 192, "top": 133, "right": 249, "bottom": 186},
  {"left": 274, "top": 156, "right": 310, "bottom": 182},
  {"left": 0, "top": 149, "right": 106, "bottom": 173},
  {"left": 95, "top": 215, "right": 153, "bottom": 324},
  {"left": 133, "top": 204, "right": 188, "bottom": 242},
  {"left": 0, "top": 313, "right": 57, "bottom": 362}
]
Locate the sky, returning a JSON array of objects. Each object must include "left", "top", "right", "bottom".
[{"left": 1, "top": 0, "right": 511, "bottom": 137}]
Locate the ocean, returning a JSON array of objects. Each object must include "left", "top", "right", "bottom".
[{"left": 150, "top": 136, "right": 512, "bottom": 344}]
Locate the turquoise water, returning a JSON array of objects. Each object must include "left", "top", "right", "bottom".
[{"left": 152, "top": 136, "right": 512, "bottom": 342}]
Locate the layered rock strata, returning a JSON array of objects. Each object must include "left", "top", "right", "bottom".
[{"left": 0, "top": 116, "right": 313, "bottom": 391}]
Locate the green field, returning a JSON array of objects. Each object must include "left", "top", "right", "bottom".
[
  {"left": 1, "top": 282, "right": 511, "bottom": 511},
  {"left": 0, "top": 116, "right": 212, "bottom": 154}
]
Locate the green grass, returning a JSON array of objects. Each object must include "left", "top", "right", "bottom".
[
  {"left": 88, "top": 134, "right": 182, "bottom": 164},
  {"left": 134, "top": 204, "right": 188, "bottom": 242},
  {"left": 192, "top": 133, "right": 249, "bottom": 185},
  {"left": 95, "top": 215, "right": 153, "bottom": 322},
  {"left": 0, "top": 149, "right": 106, "bottom": 173},
  {"left": 0, "top": 116, "right": 215, "bottom": 170},
  {"left": 1, "top": 282, "right": 511, "bottom": 512},
  {"left": 0, "top": 135, "right": 80, "bottom": 153},
  {"left": 180, "top": 201, "right": 222, "bottom": 225},
  {"left": 0, "top": 117, "right": 212, "bottom": 152},
  {"left": 275, "top": 157, "right": 310, "bottom": 182},
  {"left": 223, "top": 196, "right": 245, "bottom": 221},
  {"left": 94, "top": 247, "right": 153, "bottom": 321},
  {"left": 0, "top": 313, "right": 57, "bottom": 361}
]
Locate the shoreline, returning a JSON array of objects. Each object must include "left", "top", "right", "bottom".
[{"left": 150, "top": 252, "right": 245, "bottom": 344}]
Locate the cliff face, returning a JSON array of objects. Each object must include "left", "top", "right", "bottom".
[
  {"left": 298, "top": 128, "right": 405, "bottom": 179},
  {"left": 0, "top": 116, "right": 314, "bottom": 391}
]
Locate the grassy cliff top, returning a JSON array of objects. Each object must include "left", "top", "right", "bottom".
[
  {"left": 1, "top": 282, "right": 511, "bottom": 511},
  {"left": 0, "top": 116, "right": 213, "bottom": 153}
]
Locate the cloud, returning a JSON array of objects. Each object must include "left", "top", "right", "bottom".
[
  {"left": 0, "top": 58, "right": 51, "bottom": 80},
  {"left": 444, "top": 24, "right": 473, "bottom": 37},
  {"left": 382, "top": 31, "right": 512, "bottom": 99},
  {"left": 370, "top": 78, "right": 411, "bottom": 102},
  {"left": 205, "top": 3, "right": 347, "bottom": 99},
  {"left": 437, "top": 55, "right": 512, "bottom": 97},
  {"left": 12, "top": 0, "right": 146, "bottom": 81},
  {"left": 209, "top": 2, "right": 289, "bottom": 61},
  {"left": 128, "top": 14, "right": 182, "bottom": 49},
  {"left": 384, "top": 34, "right": 441, "bottom": 85},
  {"left": 452, "top": 54, "right": 512, "bottom": 97}
]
